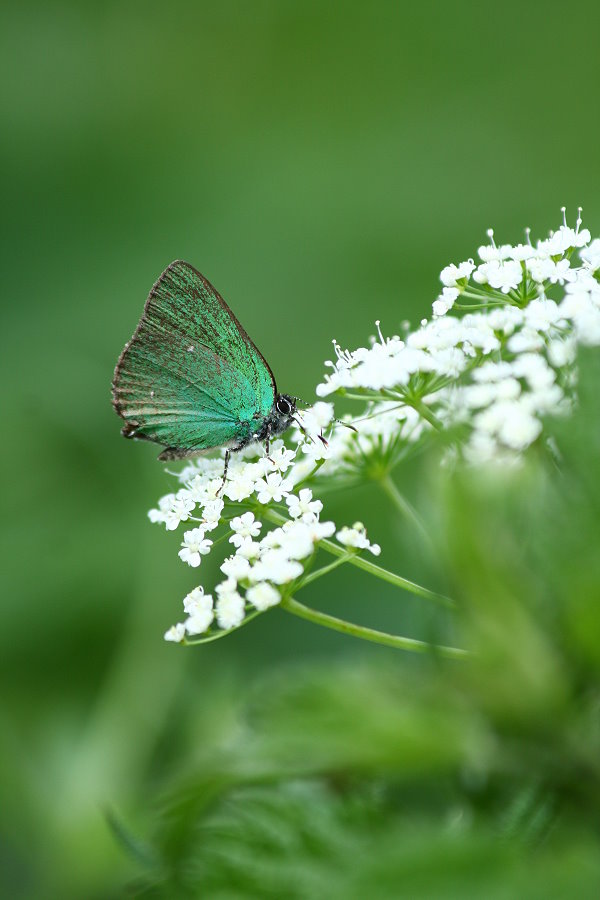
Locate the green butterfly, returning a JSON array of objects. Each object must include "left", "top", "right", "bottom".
[{"left": 112, "top": 261, "right": 298, "bottom": 479}]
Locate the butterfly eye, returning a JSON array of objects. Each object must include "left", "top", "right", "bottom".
[{"left": 277, "top": 397, "right": 292, "bottom": 415}]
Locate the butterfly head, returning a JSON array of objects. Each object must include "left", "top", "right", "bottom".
[{"left": 269, "top": 393, "right": 297, "bottom": 437}]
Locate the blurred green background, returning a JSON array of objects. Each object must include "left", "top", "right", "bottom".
[{"left": 2, "top": 2, "right": 600, "bottom": 897}]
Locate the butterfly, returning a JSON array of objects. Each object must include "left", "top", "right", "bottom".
[{"left": 112, "top": 260, "right": 300, "bottom": 484}]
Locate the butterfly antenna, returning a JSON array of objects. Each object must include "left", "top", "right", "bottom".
[
  {"left": 291, "top": 414, "right": 316, "bottom": 444},
  {"left": 334, "top": 418, "right": 358, "bottom": 433},
  {"left": 292, "top": 395, "right": 310, "bottom": 409},
  {"left": 292, "top": 397, "right": 358, "bottom": 435}
]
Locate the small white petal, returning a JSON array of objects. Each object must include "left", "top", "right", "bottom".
[{"left": 246, "top": 583, "right": 281, "bottom": 611}]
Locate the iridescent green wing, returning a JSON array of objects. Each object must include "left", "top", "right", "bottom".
[{"left": 112, "top": 261, "right": 277, "bottom": 454}]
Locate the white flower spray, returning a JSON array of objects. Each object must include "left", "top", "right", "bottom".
[{"left": 151, "top": 209, "right": 600, "bottom": 654}]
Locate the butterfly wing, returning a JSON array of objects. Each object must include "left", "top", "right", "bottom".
[{"left": 112, "top": 261, "right": 277, "bottom": 454}]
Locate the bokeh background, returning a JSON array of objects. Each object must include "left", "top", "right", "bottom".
[{"left": 2, "top": 2, "right": 600, "bottom": 897}]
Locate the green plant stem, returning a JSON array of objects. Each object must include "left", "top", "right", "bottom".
[
  {"left": 380, "top": 474, "right": 431, "bottom": 546},
  {"left": 262, "top": 509, "right": 454, "bottom": 608},
  {"left": 299, "top": 552, "right": 353, "bottom": 588},
  {"left": 281, "top": 596, "right": 467, "bottom": 658},
  {"left": 404, "top": 397, "right": 444, "bottom": 431}
]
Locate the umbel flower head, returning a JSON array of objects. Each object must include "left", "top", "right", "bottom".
[{"left": 152, "top": 209, "right": 600, "bottom": 647}]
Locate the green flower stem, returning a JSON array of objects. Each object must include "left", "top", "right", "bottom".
[
  {"left": 262, "top": 509, "right": 454, "bottom": 609},
  {"left": 456, "top": 296, "right": 506, "bottom": 308},
  {"left": 461, "top": 286, "right": 515, "bottom": 304},
  {"left": 460, "top": 291, "right": 504, "bottom": 303},
  {"left": 403, "top": 397, "right": 444, "bottom": 431},
  {"left": 342, "top": 391, "right": 395, "bottom": 402},
  {"left": 281, "top": 596, "right": 468, "bottom": 658},
  {"left": 380, "top": 475, "right": 432, "bottom": 547},
  {"left": 454, "top": 302, "right": 504, "bottom": 311},
  {"left": 299, "top": 552, "right": 353, "bottom": 588},
  {"left": 207, "top": 529, "right": 234, "bottom": 548}
]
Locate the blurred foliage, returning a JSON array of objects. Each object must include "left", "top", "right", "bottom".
[
  {"left": 106, "top": 354, "right": 600, "bottom": 898},
  {"left": 2, "top": 1, "right": 600, "bottom": 897}
]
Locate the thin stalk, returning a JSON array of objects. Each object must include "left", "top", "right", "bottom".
[
  {"left": 299, "top": 552, "right": 353, "bottom": 588},
  {"left": 341, "top": 391, "right": 399, "bottom": 402},
  {"left": 454, "top": 302, "right": 504, "bottom": 311},
  {"left": 404, "top": 397, "right": 444, "bottom": 431},
  {"left": 456, "top": 296, "right": 506, "bottom": 307},
  {"left": 262, "top": 509, "right": 454, "bottom": 608},
  {"left": 461, "top": 286, "right": 516, "bottom": 304},
  {"left": 381, "top": 475, "right": 432, "bottom": 548},
  {"left": 281, "top": 596, "right": 467, "bottom": 658}
]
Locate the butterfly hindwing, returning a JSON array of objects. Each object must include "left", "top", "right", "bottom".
[{"left": 112, "top": 261, "right": 277, "bottom": 453}]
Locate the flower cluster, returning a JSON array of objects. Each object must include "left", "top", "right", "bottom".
[
  {"left": 316, "top": 208, "right": 600, "bottom": 463},
  {"left": 154, "top": 209, "right": 600, "bottom": 646},
  {"left": 157, "top": 435, "right": 381, "bottom": 643}
]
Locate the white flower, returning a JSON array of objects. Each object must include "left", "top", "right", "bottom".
[
  {"left": 477, "top": 233, "right": 512, "bottom": 262},
  {"left": 474, "top": 400, "right": 542, "bottom": 450},
  {"left": 201, "top": 499, "right": 224, "bottom": 529},
  {"left": 216, "top": 591, "right": 245, "bottom": 629},
  {"left": 336, "top": 522, "right": 381, "bottom": 556},
  {"left": 203, "top": 478, "right": 226, "bottom": 501},
  {"left": 246, "top": 582, "right": 280, "bottom": 611},
  {"left": 440, "top": 260, "right": 475, "bottom": 287},
  {"left": 229, "top": 511, "right": 262, "bottom": 547},
  {"left": 508, "top": 243, "right": 536, "bottom": 262},
  {"left": 148, "top": 492, "right": 176, "bottom": 524},
  {"left": 178, "top": 529, "right": 213, "bottom": 567},
  {"left": 164, "top": 623, "right": 186, "bottom": 643},
  {"left": 527, "top": 257, "right": 572, "bottom": 285},
  {"left": 300, "top": 402, "right": 335, "bottom": 434},
  {"left": 511, "top": 354, "right": 555, "bottom": 390},
  {"left": 184, "top": 606, "right": 214, "bottom": 635},
  {"left": 498, "top": 405, "right": 542, "bottom": 450},
  {"left": 220, "top": 554, "right": 252, "bottom": 580},
  {"left": 236, "top": 538, "right": 262, "bottom": 561},
  {"left": 523, "top": 298, "right": 563, "bottom": 331},
  {"left": 187, "top": 474, "right": 211, "bottom": 503},
  {"left": 279, "top": 521, "right": 316, "bottom": 560},
  {"left": 224, "top": 471, "right": 256, "bottom": 501},
  {"left": 216, "top": 577, "right": 238, "bottom": 596},
  {"left": 249, "top": 550, "right": 303, "bottom": 585},
  {"left": 300, "top": 438, "right": 331, "bottom": 464},
  {"left": 538, "top": 219, "right": 590, "bottom": 255},
  {"left": 264, "top": 444, "right": 296, "bottom": 473},
  {"left": 183, "top": 586, "right": 213, "bottom": 616},
  {"left": 507, "top": 329, "right": 544, "bottom": 353},
  {"left": 547, "top": 336, "right": 576, "bottom": 368},
  {"left": 260, "top": 527, "right": 285, "bottom": 549},
  {"left": 477, "top": 260, "right": 522, "bottom": 293},
  {"left": 432, "top": 287, "right": 459, "bottom": 317},
  {"left": 305, "top": 519, "right": 336, "bottom": 541},
  {"left": 472, "top": 361, "right": 515, "bottom": 383},
  {"left": 581, "top": 238, "right": 600, "bottom": 271},
  {"left": 254, "top": 472, "right": 293, "bottom": 503},
  {"left": 286, "top": 488, "right": 323, "bottom": 522},
  {"left": 164, "top": 493, "right": 196, "bottom": 531}
]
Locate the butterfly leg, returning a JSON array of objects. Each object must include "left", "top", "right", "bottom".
[
  {"left": 264, "top": 423, "right": 275, "bottom": 464},
  {"left": 216, "top": 450, "right": 232, "bottom": 497}
]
